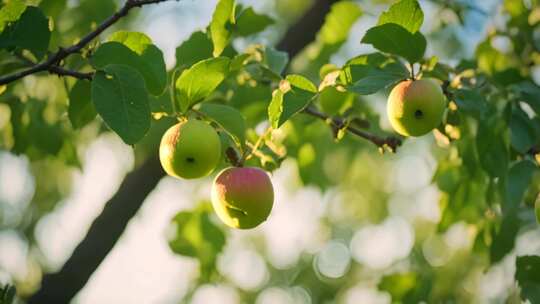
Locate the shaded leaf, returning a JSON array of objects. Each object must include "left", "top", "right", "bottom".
[
  {"left": 199, "top": 103, "right": 246, "bottom": 146},
  {"left": 235, "top": 7, "right": 273, "bottom": 36},
  {"left": 175, "top": 31, "right": 213, "bottom": 68},
  {"left": 68, "top": 79, "right": 96, "bottom": 129},
  {"left": 91, "top": 64, "right": 150, "bottom": 144},
  {"left": 490, "top": 211, "right": 520, "bottom": 263},
  {"left": 505, "top": 160, "right": 537, "bottom": 211},
  {"left": 515, "top": 255, "right": 540, "bottom": 303},
  {"left": 510, "top": 106, "right": 539, "bottom": 153},
  {"left": 262, "top": 46, "right": 288, "bottom": 78},
  {"left": 454, "top": 89, "right": 487, "bottom": 117},
  {"left": 348, "top": 62, "right": 409, "bottom": 95},
  {"left": 0, "top": 6, "right": 50, "bottom": 59},
  {"left": 91, "top": 32, "right": 167, "bottom": 95},
  {"left": 477, "top": 114, "right": 509, "bottom": 179}
]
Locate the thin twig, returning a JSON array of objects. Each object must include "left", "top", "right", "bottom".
[
  {"left": 302, "top": 106, "right": 402, "bottom": 152},
  {"left": 14, "top": 52, "right": 94, "bottom": 80},
  {"left": 0, "top": 0, "right": 173, "bottom": 85},
  {"left": 48, "top": 66, "right": 94, "bottom": 80}
]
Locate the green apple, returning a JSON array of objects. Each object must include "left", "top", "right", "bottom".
[
  {"left": 211, "top": 167, "right": 274, "bottom": 229},
  {"left": 159, "top": 119, "right": 221, "bottom": 179},
  {"left": 387, "top": 78, "right": 446, "bottom": 137}
]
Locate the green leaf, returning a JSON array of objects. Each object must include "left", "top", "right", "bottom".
[
  {"left": 175, "top": 31, "right": 213, "bottom": 68},
  {"left": 262, "top": 46, "right": 289, "bottom": 77},
  {"left": 91, "top": 64, "right": 151, "bottom": 144},
  {"left": 268, "top": 75, "right": 317, "bottom": 129},
  {"left": 361, "top": 23, "right": 426, "bottom": 63},
  {"left": 91, "top": 32, "right": 167, "bottom": 95},
  {"left": 0, "top": 0, "right": 26, "bottom": 32},
  {"left": 378, "top": 0, "right": 424, "bottom": 33},
  {"left": 27, "top": 100, "right": 63, "bottom": 155},
  {"left": 378, "top": 272, "right": 417, "bottom": 301},
  {"left": 198, "top": 103, "right": 246, "bottom": 145},
  {"left": 318, "top": 86, "right": 354, "bottom": 115},
  {"left": 536, "top": 197, "right": 540, "bottom": 224},
  {"left": 512, "top": 82, "right": 540, "bottom": 115},
  {"left": 210, "top": 0, "right": 235, "bottom": 57},
  {"left": 516, "top": 255, "right": 540, "bottom": 303},
  {"left": 340, "top": 53, "right": 390, "bottom": 84},
  {"left": 235, "top": 7, "right": 274, "bottom": 36},
  {"left": 0, "top": 284, "right": 16, "bottom": 304},
  {"left": 453, "top": 89, "right": 487, "bottom": 117},
  {"left": 505, "top": 160, "right": 537, "bottom": 211},
  {"left": 348, "top": 62, "right": 409, "bottom": 95},
  {"left": 476, "top": 114, "right": 509, "bottom": 179},
  {"left": 68, "top": 79, "right": 96, "bottom": 129},
  {"left": 318, "top": 1, "right": 362, "bottom": 44},
  {"left": 175, "top": 57, "right": 230, "bottom": 112},
  {"left": 168, "top": 203, "right": 226, "bottom": 267},
  {"left": 0, "top": 6, "right": 50, "bottom": 59},
  {"left": 490, "top": 211, "right": 520, "bottom": 263},
  {"left": 510, "top": 106, "right": 539, "bottom": 153}
]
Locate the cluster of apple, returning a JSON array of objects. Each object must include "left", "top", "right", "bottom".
[
  {"left": 158, "top": 78, "right": 445, "bottom": 230},
  {"left": 159, "top": 120, "right": 274, "bottom": 229}
]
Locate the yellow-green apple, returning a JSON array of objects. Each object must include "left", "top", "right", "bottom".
[
  {"left": 387, "top": 78, "right": 446, "bottom": 137},
  {"left": 211, "top": 167, "right": 274, "bottom": 229},
  {"left": 159, "top": 119, "right": 221, "bottom": 179}
]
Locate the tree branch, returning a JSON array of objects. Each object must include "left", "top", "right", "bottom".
[
  {"left": 0, "top": 0, "right": 172, "bottom": 86},
  {"left": 302, "top": 106, "right": 402, "bottom": 152}
]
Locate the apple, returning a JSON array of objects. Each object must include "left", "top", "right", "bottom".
[
  {"left": 387, "top": 78, "right": 446, "bottom": 137},
  {"left": 159, "top": 119, "right": 221, "bottom": 179},
  {"left": 211, "top": 167, "right": 274, "bottom": 229}
]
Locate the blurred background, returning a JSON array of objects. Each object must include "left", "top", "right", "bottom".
[{"left": 1, "top": 0, "right": 540, "bottom": 303}]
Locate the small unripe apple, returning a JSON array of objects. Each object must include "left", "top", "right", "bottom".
[
  {"left": 211, "top": 167, "right": 274, "bottom": 229},
  {"left": 387, "top": 78, "right": 446, "bottom": 137},
  {"left": 159, "top": 119, "right": 221, "bottom": 179}
]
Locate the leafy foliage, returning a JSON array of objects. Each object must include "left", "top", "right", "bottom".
[{"left": 0, "top": 0, "right": 540, "bottom": 302}]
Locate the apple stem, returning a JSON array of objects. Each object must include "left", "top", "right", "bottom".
[
  {"left": 409, "top": 62, "right": 416, "bottom": 80},
  {"left": 240, "top": 127, "right": 272, "bottom": 165}
]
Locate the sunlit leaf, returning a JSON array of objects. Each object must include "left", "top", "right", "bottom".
[
  {"left": 175, "top": 57, "right": 230, "bottom": 112},
  {"left": 168, "top": 203, "right": 226, "bottom": 268},
  {"left": 268, "top": 75, "right": 317, "bottom": 128},
  {"left": 0, "top": 0, "right": 26, "bottom": 32},
  {"left": 210, "top": 0, "right": 235, "bottom": 57},
  {"left": 318, "top": 1, "right": 362, "bottom": 44},
  {"left": 361, "top": 23, "right": 426, "bottom": 63},
  {"left": 378, "top": 0, "right": 423, "bottom": 33}
]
